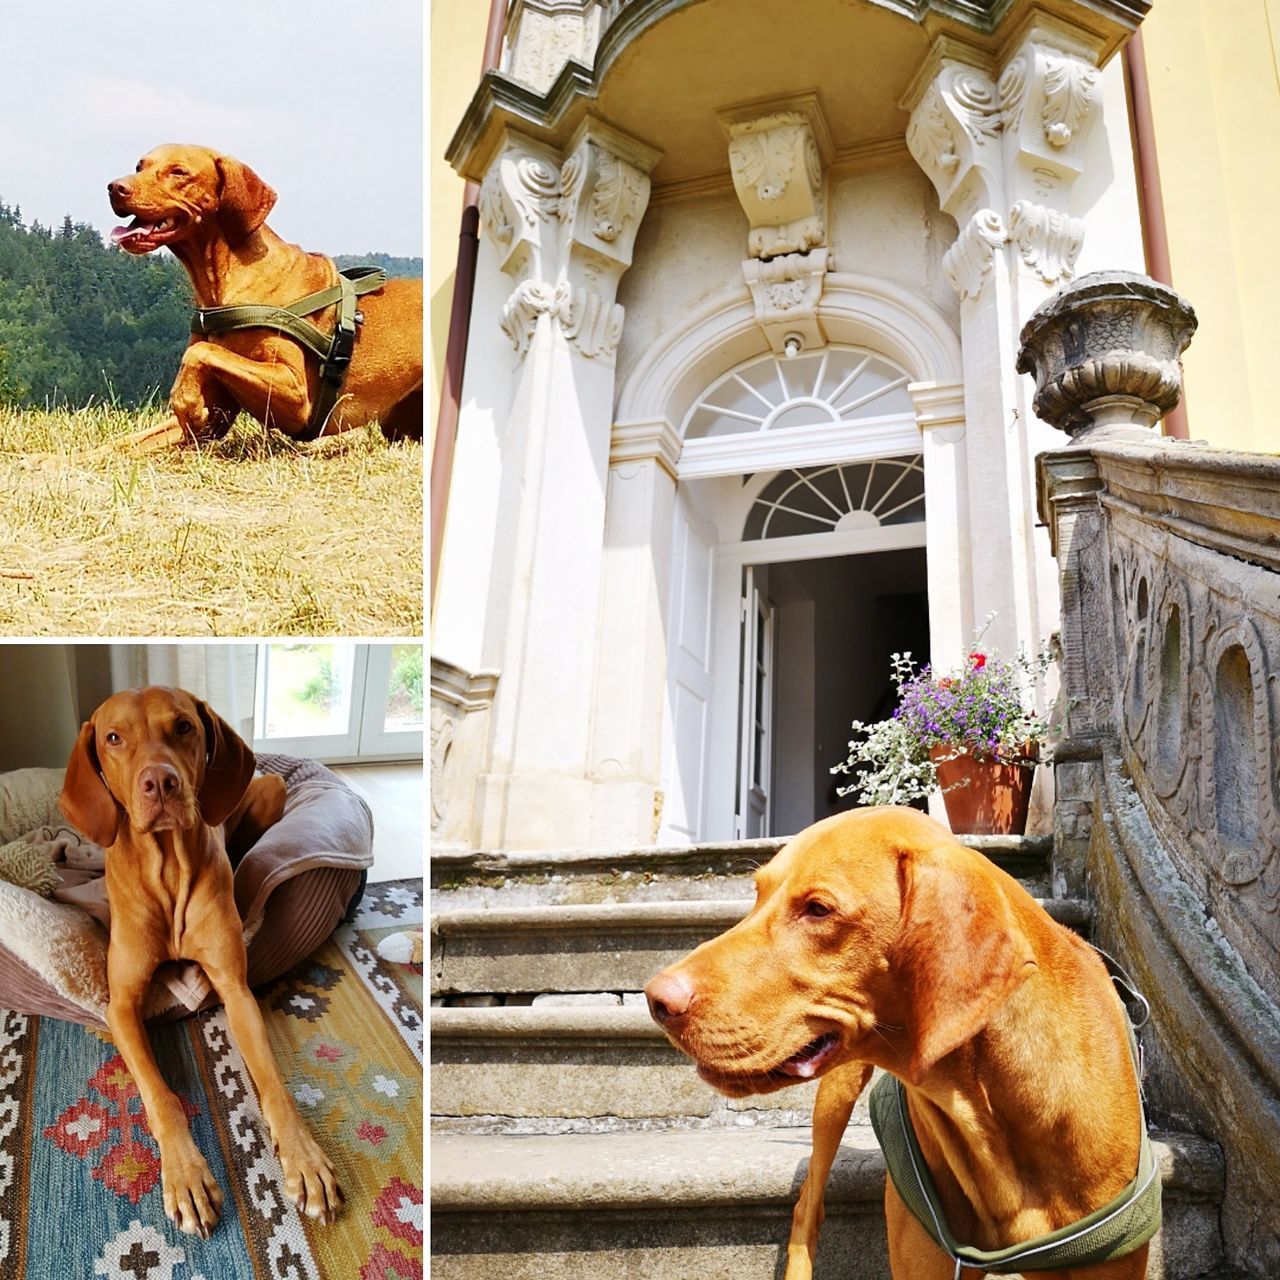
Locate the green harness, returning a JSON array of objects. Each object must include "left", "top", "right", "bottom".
[
  {"left": 869, "top": 951, "right": 1161, "bottom": 1276},
  {"left": 190, "top": 264, "right": 387, "bottom": 440}
]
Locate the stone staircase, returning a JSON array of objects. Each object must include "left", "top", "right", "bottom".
[{"left": 430, "top": 835, "right": 1230, "bottom": 1278}]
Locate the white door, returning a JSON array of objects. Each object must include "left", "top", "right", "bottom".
[
  {"left": 736, "top": 566, "right": 775, "bottom": 840},
  {"left": 658, "top": 491, "right": 717, "bottom": 843}
]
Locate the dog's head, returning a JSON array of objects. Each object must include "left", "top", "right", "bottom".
[
  {"left": 60, "top": 686, "right": 255, "bottom": 847},
  {"left": 644, "top": 807, "right": 1036, "bottom": 1094},
  {"left": 107, "top": 144, "right": 277, "bottom": 254}
]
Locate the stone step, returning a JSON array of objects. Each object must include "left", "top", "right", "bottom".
[
  {"left": 429, "top": 1124, "right": 1224, "bottom": 1280},
  {"left": 431, "top": 1004, "right": 826, "bottom": 1130},
  {"left": 431, "top": 833, "right": 1052, "bottom": 910},
  {"left": 429, "top": 894, "right": 1089, "bottom": 997}
]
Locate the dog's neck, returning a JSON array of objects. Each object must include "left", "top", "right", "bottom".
[
  {"left": 172, "top": 225, "right": 334, "bottom": 309},
  {"left": 108, "top": 820, "right": 223, "bottom": 901},
  {"left": 897, "top": 937, "right": 1144, "bottom": 1251}
]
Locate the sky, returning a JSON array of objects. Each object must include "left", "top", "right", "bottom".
[{"left": 0, "top": 0, "right": 423, "bottom": 258}]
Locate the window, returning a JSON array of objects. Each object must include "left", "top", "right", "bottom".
[{"left": 253, "top": 642, "right": 423, "bottom": 762}]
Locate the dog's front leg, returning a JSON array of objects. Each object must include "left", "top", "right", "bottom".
[
  {"left": 784, "top": 1059, "right": 874, "bottom": 1280},
  {"left": 172, "top": 340, "right": 310, "bottom": 438},
  {"left": 204, "top": 955, "right": 344, "bottom": 1224},
  {"left": 106, "top": 955, "right": 224, "bottom": 1238}
]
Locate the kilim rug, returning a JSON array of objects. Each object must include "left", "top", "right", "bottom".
[{"left": 0, "top": 878, "right": 422, "bottom": 1280}]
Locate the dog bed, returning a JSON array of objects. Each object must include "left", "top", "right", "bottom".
[{"left": 0, "top": 753, "right": 373, "bottom": 1026}]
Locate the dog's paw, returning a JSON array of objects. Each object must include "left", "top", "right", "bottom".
[
  {"left": 278, "top": 1130, "right": 343, "bottom": 1225},
  {"left": 161, "top": 1146, "right": 224, "bottom": 1239}
]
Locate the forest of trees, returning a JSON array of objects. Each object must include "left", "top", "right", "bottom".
[{"left": 0, "top": 200, "right": 422, "bottom": 410}]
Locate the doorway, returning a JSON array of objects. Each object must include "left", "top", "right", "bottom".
[{"left": 737, "top": 547, "right": 929, "bottom": 839}]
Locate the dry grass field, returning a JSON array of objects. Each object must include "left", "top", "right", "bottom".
[{"left": 0, "top": 406, "right": 422, "bottom": 636}]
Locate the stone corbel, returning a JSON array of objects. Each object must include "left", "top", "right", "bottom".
[
  {"left": 722, "top": 95, "right": 833, "bottom": 259},
  {"left": 904, "top": 58, "right": 1004, "bottom": 222},
  {"left": 1007, "top": 199, "right": 1085, "bottom": 285},
  {"left": 505, "top": 0, "right": 604, "bottom": 96},
  {"left": 742, "top": 248, "right": 829, "bottom": 356},
  {"left": 943, "top": 209, "right": 1008, "bottom": 301},
  {"left": 478, "top": 123, "right": 659, "bottom": 362}
]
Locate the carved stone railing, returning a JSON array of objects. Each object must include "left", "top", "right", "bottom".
[{"left": 1027, "top": 271, "right": 1280, "bottom": 1278}]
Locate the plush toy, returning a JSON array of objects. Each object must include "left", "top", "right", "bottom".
[{"left": 0, "top": 837, "right": 61, "bottom": 897}]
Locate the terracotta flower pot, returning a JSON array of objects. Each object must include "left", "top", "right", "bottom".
[{"left": 929, "top": 744, "right": 1038, "bottom": 836}]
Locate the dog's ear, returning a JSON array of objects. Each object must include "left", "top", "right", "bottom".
[
  {"left": 60, "top": 721, "right": 120, "bottom": 848},
  {"left": 195, "top": 699, "right": 256, "bottom": 827},
  {"left": 893, "top": 843, "right": 1034, "bottom": 1084},
  {"left": 214, "top": 154, "right": 277, "bottom": 245}
]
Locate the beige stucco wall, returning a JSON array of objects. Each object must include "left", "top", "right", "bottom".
[
  {"left": 430, "top": 1, "right": 489, "bottom": 431},
  {"left": 1142, "top": 0, "right": 1280, "bottom": 454}
]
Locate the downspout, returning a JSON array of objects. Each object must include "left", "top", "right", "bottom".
[
  {"left": 430, "top": 0, "right": 508, "bottom": 613},
  {"left": 1123, "top": 27, "right": 1189, "bottom": 440}
]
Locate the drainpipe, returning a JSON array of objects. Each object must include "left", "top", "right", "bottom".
[
  {"left": 1123, "top": 28, "right": 1189, "bottom": 440},
  {"left": 430, "top": 0, "right": 509, "bottom": 612}
]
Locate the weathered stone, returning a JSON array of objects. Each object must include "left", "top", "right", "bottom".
[
  {"left": 1017, "top": 270, "right": 1197, "bottom": 441},
  {"left": 531, "top": 992, "right": 622, "bottom": 1007}
]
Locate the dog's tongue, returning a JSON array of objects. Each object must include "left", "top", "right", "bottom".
[
  {"left": 111, "top": 221, "right": 156, "bottom": 246},
  {"left": 779, "top": 1032, "right": 839, "bottom": 1079}
]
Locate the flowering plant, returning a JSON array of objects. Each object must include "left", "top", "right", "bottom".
[{"left": 831, "top": 643, "right": 1049, "bottom": 807}]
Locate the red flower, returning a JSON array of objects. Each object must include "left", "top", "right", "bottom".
[
  {"left": 968, "top": 652, "right": 987, "bottom": 670},
  {"left": 938, "top": 677, "right": 953, "bottom": 689}
]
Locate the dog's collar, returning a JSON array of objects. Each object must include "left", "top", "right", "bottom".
[
  {"left": 868, "top": 949, "right": 1161, "bottom": 1275},
  {"left": 189, "top": 264, "right": 386, "bottom": 441}
]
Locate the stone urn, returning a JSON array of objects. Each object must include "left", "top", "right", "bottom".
[
  {"left": 1016, "top": 270, "right": 1197, "bottom": 443},
  {"left": 929, "top": 744, "right": 1038, "bottom": 836}
]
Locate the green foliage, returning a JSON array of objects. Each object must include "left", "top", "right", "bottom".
[
  {"left": 298, "top": 658, "right": 340, "bottom": 710},
  {"left": 0, "top": 197, "right": 423, "bottom": 410},
  {"left": 390, "top": 645, "right": 424, "bottom": 716}
]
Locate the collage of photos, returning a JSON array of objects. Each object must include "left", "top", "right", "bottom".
[{"left": 0, "top": 3, "right": 424, "bottom": 1278}]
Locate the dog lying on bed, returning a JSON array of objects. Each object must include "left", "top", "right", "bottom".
[
  {"left": 105, "top": 143, "right": 422, "bottom": 451},
  {"left": 61, "top": 686, "right": 343, "bottom": 1236},
  {"left": 645, "top": 807, "right": 1156, "bottom": 1279}
]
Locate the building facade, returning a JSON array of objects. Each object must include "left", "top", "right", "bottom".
[{"left": 430, "top": 0, "right": 1268, "bottom": 854}]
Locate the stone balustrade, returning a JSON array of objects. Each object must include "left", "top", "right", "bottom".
[{"left": 1027, "top": 270, "right": 1280, "bottom": 1277}]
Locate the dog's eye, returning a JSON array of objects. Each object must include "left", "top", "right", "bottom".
[
  {"left": 175, "top": 718, "right": 194, "bottom": 735},
  {"left": 802, "top": 900, "right": 832, "bottom": 919},
  {"left": 104, "top": 732, "right": 122, "bottom": 746},
  {"left": 135, "top": 162, "right": 143, "bottom": 173}
]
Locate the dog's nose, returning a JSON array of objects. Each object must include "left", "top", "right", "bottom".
[
  {"left": 107, "top": 179, "right": 130, "bottom": 201},
  {"left": 645, "top": 971, "right": 695, "bottom": 1027},
  {"left": 138, "top": 764, "right": 180, "bottom": 800}
]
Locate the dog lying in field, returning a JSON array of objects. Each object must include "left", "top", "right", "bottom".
[
  {"left": 645, "top": 807, "right": 1157, "bottom": 1279},
  {"left": 106, "top": 144, "right": 422, "bottom": 451},
  {"left": 61, "top": 686, "right": 342, "bottom": 1236}
]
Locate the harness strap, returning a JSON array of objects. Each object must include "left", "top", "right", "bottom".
[
  {"left": 190, "top": 265, "right": 387, "bottom": 440},
  {"left": 869, "top": 948, "right": 1162, "bottom": 1273}
]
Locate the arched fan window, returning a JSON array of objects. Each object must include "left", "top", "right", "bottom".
[
  {"left": 743, "top": 456, "right": 925, "bottom": 541},
  {"left": 684, "top": 347, "right": 912, "bottom": 441}
]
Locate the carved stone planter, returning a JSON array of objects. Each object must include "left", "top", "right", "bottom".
[{"left": 1016, "top": 270, "right": 1197, "bottom": 443}]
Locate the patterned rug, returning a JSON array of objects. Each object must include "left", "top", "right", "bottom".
[{"left": 0, "top": 878, "right": 422, "bottom": 1280}]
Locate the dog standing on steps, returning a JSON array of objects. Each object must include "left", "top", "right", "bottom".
[
  {"left": 105, "top": 143, "right": 423, "bottom": 452},
  {"left": 645, "top": 807, "right": 1155, "bottom": 1279},
  {"left": 61, "top": 686, "right": 343, "bottom": 1237}
]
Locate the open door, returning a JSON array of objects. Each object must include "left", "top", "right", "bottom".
[{"left": 736, "top": 566, "right": 775, "bottom": 839}]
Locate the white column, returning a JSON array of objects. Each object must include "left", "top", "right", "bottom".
[
  {"left": 903, "top": 23, "right": 1105, "bottom": 665},
  {"left": 471, "top": 121, "right": 660, "bottom": 851},
  {"left": 586, "top": 419, "right": 681, "bottom": 846}
]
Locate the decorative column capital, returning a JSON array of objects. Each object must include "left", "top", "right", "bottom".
[
  {"left": 609, "top": 417, "right": 683, "bottom": 479},
  {"left": 1017, "top": 270, "right": 1198, "bottom": 443},
  {"left": 477, "top": 122, "right": 659, "bottom": 362}
]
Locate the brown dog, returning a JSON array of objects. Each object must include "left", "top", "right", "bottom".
[
  {"left": 645, "top": 807, "right": 1150, "bottom": 1279},
  {"left": 106, "top": 143, "right": 422, "bottom": 450},
  {"left": 60, "top": 687, "right": 343, "bottom": 1237}
]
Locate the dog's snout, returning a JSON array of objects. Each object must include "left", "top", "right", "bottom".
[
  {"left": 138, "top": 763, "right": 180, "bottom": 800},
  {"left": 108, "top": 179, "right": 130, "bottom": 201},
  {"left": 645, "top": 970, "right": 695, "bottom": 1027}
]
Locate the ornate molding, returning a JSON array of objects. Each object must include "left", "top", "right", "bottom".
[
  {"left": 1040, "top": 52, "right": 1100, "bottom": 149},
  {"left": 741, "top": 248, "right": 829, "bottom": 355},
  {"left": 505, "top": 1, "right": 604, "bottom": 96},
  {"left": 609, "top": 417, "right": 683, "bottom": 478},
  {"left": 722, "top": 98, "right": 831, "bottom": 259},
  {"left": 1007, "top": 199, "right": 1084, "bottom": 284},
  {"left": 480, "top": 124, "right": 658, "bottom": 361},
  {"left": 943, "top": 208, "right": 1008, "bottom": 301}
]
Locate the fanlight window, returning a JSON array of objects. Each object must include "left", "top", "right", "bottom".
[
  {"left": 684, "top": 346, "right": 913, "bottom": 441},
  {"left": 743, "top": 456, "right": 925, "bottom": 541}
]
